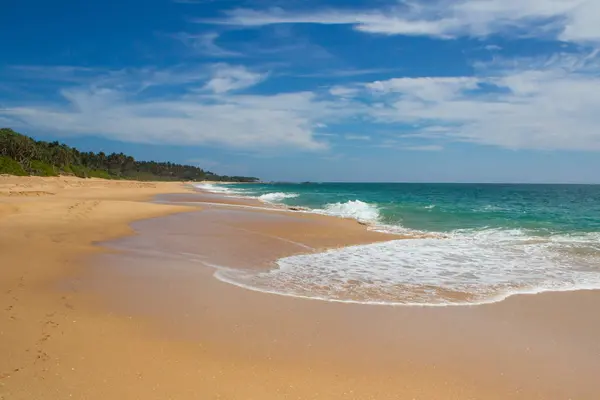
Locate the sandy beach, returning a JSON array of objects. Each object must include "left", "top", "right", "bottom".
[{"left": 1, "top": 176, "right": 599, "bottom": 399}]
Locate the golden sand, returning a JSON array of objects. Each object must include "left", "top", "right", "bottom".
[{"left": 1, "top": 176, "right": 599, "bottom": 399}]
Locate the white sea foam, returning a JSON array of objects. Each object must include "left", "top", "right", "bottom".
[
  {"left": 191, "top": 185, "right": 600, "bottom": 306},
  {"left": 193, "top": 183, "right": 249, "bottom": 196},
  {"left": 314, "top": 200, "right": 381, "bottom": 223},
  {"left": 258, "top": 192, "right": 300, "bottom": 203},
  {"left": 194, "top": 184, "right": 379, "bottom": 224},
  {"left": 474, "top": 204, "right": 506, "bottom": 212},
  {"left": 194, "top": 183, "right": 236, "bottom": 194},
  {"left": 214, "top": 228, "right": 600, "bottom": 306}
]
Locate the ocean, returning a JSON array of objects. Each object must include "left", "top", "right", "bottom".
[{"left": 196, "top": 182, "right": 600, "bottom": 306}]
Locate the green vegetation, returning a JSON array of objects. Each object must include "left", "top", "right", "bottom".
[
  {"left": 0, "top": 156, "right": 27, "bottom": 176},
  {"left": 0, "top": 128, "right": 259, "bottom": 182},
  {"left": 87, "top": 169, "right": 113, "bottom": 179},
  {"left": 29, "top": 160, "right": 59, "bottom": 176}
]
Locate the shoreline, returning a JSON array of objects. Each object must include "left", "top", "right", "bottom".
[
  {"left": 187, "top": 182, "right": 440, "bottom": 236},
  {"left": 2, "top": 176, "right": 600, "bottom": 399},
  {"left": 87, "top": 204, "right": 600, "bottom": 399},
  {"left": 183, "top": 183, "right": 600, "bottom": 307}
]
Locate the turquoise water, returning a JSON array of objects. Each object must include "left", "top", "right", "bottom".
[
  {"left": 197, "top": 183, "right": 600, "bottom": 306},
  {"left": 219, "top": 182, "right": 600, "bottom": 234}
]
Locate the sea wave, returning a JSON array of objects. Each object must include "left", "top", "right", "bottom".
[
  {"left": 214, "top": 227, "right": 600, "bottom": 306},
  {"left": 192, "top": 183, "right": 600, "bottom": 306},
  {"left": 473, "top": 204, "right": 507, "bottom": 212},
  {"left": 194, "top": 183, "right": 240, "bottom": 194},
  {"left": 258, "top": 192, "right": 300, "bottom": 203},
  {"left": 314, "top": 200, "right": 381, "bottom": 223}
]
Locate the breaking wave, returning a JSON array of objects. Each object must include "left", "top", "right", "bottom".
[
  {"left": 194, "top": 183, "right": 241, "bottom": 195},
  {"left": 258, "top": 192, "right": 300, "bottom": 203},
  {"left": 314, "top": 200, "right": 381, "bottom": 224}
]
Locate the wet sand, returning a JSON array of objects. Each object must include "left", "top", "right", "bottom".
[
  {"left": 0, "top": 178, "right": 400, "bottom": 399},
  {"left": 2, "top": 178, "right": 599, "bottom": 399},
  {"left": 86, "top": 197, "right": 600, "bottom": 399},
  {"left": 0, "top": 176, "right": 198, "bottom": 399}
]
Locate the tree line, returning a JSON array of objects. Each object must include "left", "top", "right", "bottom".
[{"left": 0, "top": 128, "right": 259, "bottom": 182}]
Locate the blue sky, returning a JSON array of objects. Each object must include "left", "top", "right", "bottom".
[{"left": 2, "top": 0, "right": 600, "bottom": 182}]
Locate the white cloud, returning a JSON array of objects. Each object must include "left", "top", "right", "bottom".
[
  {"left": 296, "top": 68, "right": 394, "bottom": 78},
  {"left": 0, "top": 66, "right": 336, "bottom": 151},
  {"left": 560, "top": 0, "right": 600, "bottom": 42},
  {"left": 484, "top": 44, "right": 502, "bottom": 51},
  {"left": 367, "top": 77, "right": 480, "bottom": 101},
  {"left": 3, "top": 89, "right": 328, "bottom": 150},
  {"left": 203, "top": 64, "right": 266, "bottom": 93},
  {"left": 3, "top": 65, "right": 212, "bottom": 92},
  {"left": 3, "top": 51, "right": 600, "bottom": 153},
  {"left": 358, "top": 52, "right": 600, "bottom": 151},
  {"left": 201, "top": 7, "right": 455, "bottom": 37},
  {"left": 329, "top": 86, "right": 359, "bottom": 97},
  {"left": 203, "top": 1, "right": 600, "bottom": 43},
  {"left": 170, "top": 32, "right": 242, "bottom": 57}
]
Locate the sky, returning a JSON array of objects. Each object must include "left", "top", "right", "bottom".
[{"left": 1, "top": 0, "right": 600, "bottom": 183}]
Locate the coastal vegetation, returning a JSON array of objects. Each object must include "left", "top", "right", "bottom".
[{"left": 0, "top": 128, "right": 259, "bottom": 182}]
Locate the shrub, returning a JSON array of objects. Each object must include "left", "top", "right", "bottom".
[
  {"left": 29, "top": 160, "right": 58, "bottom": 176},
  {"left": 70, "top": 165, "right": 89, "bottom": 178},
  {"left": 87, "top": 169, "right": 113, "bottom": 179},
  {"left": 0, "top": 156, "right": 28, "bottom": 176}
]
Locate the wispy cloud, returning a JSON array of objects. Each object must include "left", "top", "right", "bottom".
[
  {"left": 357, "top": 51, "right": 600, "bottom": 151},
  {"left": 484, "top": 44, "right": 502, "bottom": 51},
  {"left": 367, "top": 77, "right": 480, "bottom": 101},
  {"left": 169, "top": 32, "right": 242, "bottom": 57},
  {"left": 202, "top": 63, "right": 266, "bottom": 93},
  {"left": 292, "top": 68, "right": 396, "bottom": 78},
  {"left": 0, "top": 65, "right": 336, "bottom": 151},
  {"left": 344, "top": 134, "right": 371, "bottom": 141},
  {"left": 329, "top": 86, "right": 360, "bottom": 97},
  {"left": 199, "top": 1, "right": 600, "bottom": 43},
  {"left": 5, "top": 65, "right": 100, "bottom": 84},
  {"left": 3, "top": 50, "right": 600, "bottom": 153},
  {"left": 402, "top": 145, "right": 444, "bottom": 151}
]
